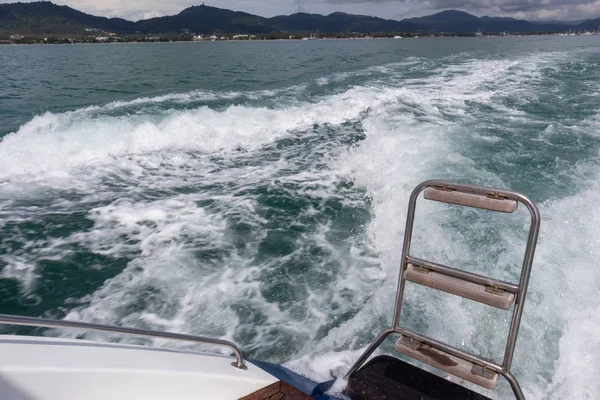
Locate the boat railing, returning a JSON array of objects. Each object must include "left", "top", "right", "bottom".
[
  {"left": 0, "top": 313, "right": 247, "bottom": 370},
  {"left": 345, "top": 180, "right": 541, "bottom": 400}
]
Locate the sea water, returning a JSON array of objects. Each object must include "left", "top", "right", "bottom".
[{"left": 0, "top": 37, "right": 599, "bottom": 399}]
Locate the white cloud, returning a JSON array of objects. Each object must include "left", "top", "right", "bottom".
[
  {"left": 47, "top": 0, "right": 296, "bottom": 20},
  {"left": 323, "top": 0, "right": 600, "bottom": 20}
]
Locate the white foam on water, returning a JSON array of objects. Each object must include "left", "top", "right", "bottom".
[
  {"left": 2, "top": 48, "right": 599, "bottom": 400},
  {"left": 282, "top": 56, "right": 536, "bottom": 394},
  {"left": 60, "top": 195, "right": 243, "bottom": 345},
  {"left": 51, "top": 165, "right": 380, "bottom": 359},
  {"left": 101, "top": 85, "right": 312, "bottom": 109},
  {"left": 288, "top": 50, "right": 600, "bottom": 400},
  {"left": 284, "top": 55, "right": 551, "bottom": 384},
  {"left": 0, "top": 83, "right": 399, "bottom": 179},
  {"left": 0, "top": 82, "right": 382, "bottom": 353},
  {"left": 0, "top": 261, "right": 38, "bottom": 298},
  {"left": 533, "top": 200, "right": 600, "bottom": 398},
  {"left": 314, "top": 57, "right": 424, "bottom": 87},
  {"left": 90, "top": 86, "right": 305, "bottom": 110}
]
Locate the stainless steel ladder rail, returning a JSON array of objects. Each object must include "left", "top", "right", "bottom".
[
  {"left": 345, "top": 180, "right": 541, "bottom": 400},
  {"left": 0, "top": 313, "right": 247, "bottom": 369}
]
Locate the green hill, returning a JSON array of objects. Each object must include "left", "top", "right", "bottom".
[
  {"left": 0, "top": 1, "right": 597, "bottom": 36},
  {"left": 134, "top": 5, "right": 273, "bottom": 34},
  {"left": 406, "top": 10, "right": 565, "bottom": 33},
  {"left": 0, "top": 1, "right": 134, "bottom": 34}
]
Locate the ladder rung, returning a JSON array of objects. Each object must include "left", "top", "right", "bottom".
[
  {"left": 395, "top": 336, "right": 499, "bottom": 390},
  {"left": 424, "top": 187, "right": 518, "bottom": 213},
  {"left": 404, "top": 265, "right": 515, "bottom": 309},
  {"left": 407, "top": 256, "right": 518, "bottom": 294}
]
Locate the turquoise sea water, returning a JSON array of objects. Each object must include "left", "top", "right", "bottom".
[{"left": 1, "top": 37, "right": 599, "bottom": 399}]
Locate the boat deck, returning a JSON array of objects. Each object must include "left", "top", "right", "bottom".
[
  {"left": 347, "top": 355, "right": 492, "bottom": 400},
  {"left": 241, "top": 381, "right": 313, "bottom": 400}
]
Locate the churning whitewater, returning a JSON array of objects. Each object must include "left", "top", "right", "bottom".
[{"left": 0, "top": 39, "right": 599, "bottom": 399}]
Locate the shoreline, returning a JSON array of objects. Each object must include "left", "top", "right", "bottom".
[{"left": 1, "top": 33, "right": 599, "bottom": 46}]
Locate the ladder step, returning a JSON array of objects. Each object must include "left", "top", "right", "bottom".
[
  {"left": 404, "top": 265, "right": 515, "bottom": 309},
  {"left": 424, "top": 188, "right": 518, "bottom": 213},
  {"left": 395, "top": 336, "right": 499, "bottom": 390}
]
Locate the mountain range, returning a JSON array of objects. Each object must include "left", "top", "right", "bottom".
[{"left": 1, "top": 1, "right": 598, "bottom": 35}]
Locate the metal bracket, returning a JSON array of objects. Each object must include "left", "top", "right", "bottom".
[
  {"left": 487, "top": 192, "right": 510, "bottom": 200},
  {"left": 485, "top": 286, "right": 506, "bottom": 296},
  {"left": 471, "top": 364, "right": 496, "bottom": 380},
  {"left": 412, "top": 265, "right": 432, "bottom": 275},
  {"left": 398, "top": 335, "right": 422, "bottom": 350}
]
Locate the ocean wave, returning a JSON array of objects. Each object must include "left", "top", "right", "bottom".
[{"left": 1, "top": 47, "right": 599, "bottom": 400}]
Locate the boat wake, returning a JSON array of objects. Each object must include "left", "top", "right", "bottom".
[{"left": 1, "top": 48, "right": 599, "bottom": 399}]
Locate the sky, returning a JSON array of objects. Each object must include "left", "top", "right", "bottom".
[{"left": 2, "top": 0, "right": 600, "bottom": 22}]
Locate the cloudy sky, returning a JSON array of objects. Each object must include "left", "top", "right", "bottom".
[{"left": 3, "top": 0, "right": 600, "bottom": 21}]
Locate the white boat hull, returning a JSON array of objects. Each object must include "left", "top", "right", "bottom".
[{"left": 0, "top": 335, "right": 278, "bottom": 400}]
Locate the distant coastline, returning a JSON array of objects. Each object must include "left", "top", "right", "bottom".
[
  {"left": 0, "top": 32, "right": 600, "bottom": 45},
  {"left": 1, "top": 1, "right": 599, "bottom": 45}
]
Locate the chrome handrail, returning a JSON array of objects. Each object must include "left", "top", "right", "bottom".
[{"left": 0, "top": 313, "right": 247, "bottom": 370}]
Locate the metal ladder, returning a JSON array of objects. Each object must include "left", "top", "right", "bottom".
[{"left": 345, "top": 180, "right": 540, "bottom": 400}]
